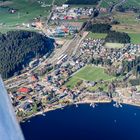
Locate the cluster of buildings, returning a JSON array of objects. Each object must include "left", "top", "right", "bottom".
[
  {"left": 48, "top": 22, "right": 82, "bottom": 37},
  {"left": 7, "top": 35, "right": 140, "bottom": 120},
  {"left": 51, "top": 5, "right": 94, "bottom": 21},
  {"left": 46, "top": 55, "right": 86, "bottom": 87},
  {"left": 114, "top": 86, "right": 140, "bottom": 107},
  {"left": 81, "top": 38, "right": 140, "bottom": 64},
  {"left": 8, "top": 40, "right": 110, "bottom": 119}
]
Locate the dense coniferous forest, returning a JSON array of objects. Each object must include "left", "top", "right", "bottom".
[
  {"left": 85, "top": 23, "right": 130, "bottom": 43},
  {"left": 65, "top": 0, "right": 100, "bottom": 5},
  {"left": 86, "top": 23, "right": 112, "bottom": 33},
  {"left": 105, "top": 31, "right": 131, "bottom": 43},
  {"left": 0, "top": 31, "right": 54, "bottom": 79}
]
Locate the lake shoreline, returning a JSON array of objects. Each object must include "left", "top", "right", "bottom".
[
  {"left": 21, "top": 101, "right": 140, "bottom": 140},
  {"left": 20, "top": 97, "right": 140, "bottom": 123}
]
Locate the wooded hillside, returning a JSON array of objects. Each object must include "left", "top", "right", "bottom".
[{"left": 0, "top": 31, "right": 54, "bottom": 79}]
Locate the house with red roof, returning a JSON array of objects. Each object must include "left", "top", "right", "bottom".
[{"left": 18, "top": 87, "right": 30, "bottom": 93}]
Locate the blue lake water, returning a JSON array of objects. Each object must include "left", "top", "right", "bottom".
[{"left": 21, "top": 103, "right": 140, "bottom": 140}]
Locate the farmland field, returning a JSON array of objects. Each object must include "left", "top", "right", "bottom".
[
  {"left": 128, "top": 33, "right": 140, "bottom": 44},
  {"left": 100, "top": 0, "right": 140, "bottom": 8},
  {"left": 0, "top": 0, "right": 53, "bottom": 26},
  {"left": 112, "top": 12, "right": 140, "bottom": 44},
  {"left": 100, "top": 1, "right": 109, "bottom": 8},
  {"left": 100, "top": 0, "right": 120, "bottom": 8},
  {"left": 113, "top": 12, "right": 140, "bottom": 25},
  {"left": 112, "top": 24, "right": 140, "bottom": 34},
  {"left": 123, "top": 0, "right": 140, "bottom": 8},
  {"left": 0, "top": 26, "right": 40, "bottom": 33},
  {"left": 54, "top": 0, "right": 67, "bottom": 5},
  {"left": 66, "top": 65, "right": 115, "bottom": 89}
]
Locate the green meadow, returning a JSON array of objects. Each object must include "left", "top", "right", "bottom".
[{"left": 66, "top": 65, "right": 115, "bottom": 89}]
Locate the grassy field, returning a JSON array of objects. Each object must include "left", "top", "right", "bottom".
[
  {"left": 0, "top": 0, "right": 53, "bottom": 26},
  {"left": 66, "top": 65, "right": 115, "bottom": 89},
  {"left": 123, "top": 0, "right": 140, "bottom": 8},
  {"left": 0, "top": 0, "right": 67, "bottom": 26},
  {"left": 54, "top": 0, "right": 67, "bottom": 5},
  {"left": 87, "top": 12, "right": 140, "bottom": 44},
  {"left": 113, "top": 12, "right": 140, "bottom": 25},
  {"left": 100, "top": 0, "right": 140, "bottom": 8},
  {"left": 105, "top": 43, "right": 124, "bottom": 49},
  {"left": 128, "top": 33, "right": 140, "bottom": 44},
  {"left": 100, "top": 0, "right": 120, "bottom": 8},
  {"left": 100, "top": 10, "right": 140, "bottom": 33},
  {"left": 0, "top": 26, "right": 40, "bottom": 33},
  {"left": 112, "top": 12, "right": 140, "bottom": 44},
  {"left": 100, "top": 1, "right": 109, "bottom": 8},
  {"left": 112, "top": 12, "right": 140, "bottom": 34},
  {"left": 87, "top": 32, "right": 107, "bottom": 39},
  {"left": 112, "top": 24, "right": 140, "bottom": 33}
]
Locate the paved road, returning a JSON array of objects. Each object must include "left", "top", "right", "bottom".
[
  {"left": 72, "top": 32, "right": 89, "bottom": 56},
  {"left": 4, "top": 0, "right": 90, "bottom": 88},
  {"left": 5, "top": 32, "right": 88, "bottom": 89},
  {"left": 112, "top": 0, "right": 126, "bottom": 12},
  {"left": 4, "top": 0, "right": 55, "bottom": 86}
]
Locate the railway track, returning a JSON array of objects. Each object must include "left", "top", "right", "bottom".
[{"left": 5, "top": 13, "right": 90, "bottom": 88}]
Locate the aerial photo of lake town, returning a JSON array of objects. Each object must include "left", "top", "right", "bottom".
[{"left": 1, "top": 0, "right": 140, "bottom": 140}]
